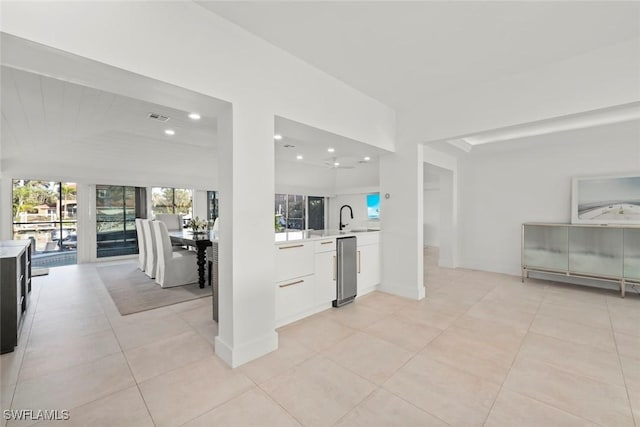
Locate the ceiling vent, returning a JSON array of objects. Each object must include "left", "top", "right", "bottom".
[
  {"left": 283, "top": 144, "right": 296, "bottom": 148},
  {"left": 148, "top": 112, "right": 170, "bottom": 122}
]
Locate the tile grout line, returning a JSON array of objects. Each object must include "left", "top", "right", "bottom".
[
  {"left": 372, "top": 277, "right": 481, "bottom": 427},
  {"left": 479, "top": 280, "right": 547, "bottom": 426},
  {"left": 97, "top": 265, "right": 158, "bottom": 427},
  {"left": 495, "top": 286, "right": 616, "bottom": 427},
  {"left": 7, "top": 274, "right": 47, "bottom": 411},
  {"left": 251, "top": 354, "right": 315, "bottom": 427},
  {"left": 175, "top": 378, "right": 255, "bottom": 427},
  {"left": 376, "top": 264, "right": 517, "bottom": 425},
  {"left": 9, "top": 271, "right": 136, "bottom": 425},
  {"left": 329, "top": 386, "right": 380, "bottom": 427},
  {"left": 605, "top": 296, "right": 638, "bottom": 427}
]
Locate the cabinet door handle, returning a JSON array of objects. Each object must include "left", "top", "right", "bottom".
[
  {"left": 333, "top": 256, "right": 336, "bottom": 281},
  {"left": 357, "top": 250, "right": 361, "bottom": 273},
  {"left": 279, "top": 244, "right": 304, "bottom": 250},
  {"left": 279, "top": 279, "right": 304, "bottom": 288},
  {"left": 321, "top": 240, "right": 333, "bottom": 245}
]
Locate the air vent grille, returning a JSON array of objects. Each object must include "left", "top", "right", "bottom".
[
  {"left": 148, "top": 112, "right": 170, "bottom": 122},
  {"left": 283, "top": 144, "right": 296, "bottom": 148}
]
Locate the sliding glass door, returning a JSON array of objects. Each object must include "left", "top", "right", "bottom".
[
  {"left": 12, "top": 180, "right": 78, "bottom": 268},
  {"left": 96, "top": 185, "right": 146, "bottom": 258}
]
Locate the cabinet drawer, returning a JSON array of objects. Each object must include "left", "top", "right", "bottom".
[
  {"left": 275, "top": 242, "right": 314, "bottom": 282},
  {"left": 314, "top": 238, "right": 336, "bottom": 253},
  {"left": 275, "top": 275, "right": 315, "bottom": 323}
]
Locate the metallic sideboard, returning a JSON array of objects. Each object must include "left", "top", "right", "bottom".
[{"left": 522, "top": 223, "right": 640, "bottom": 297}]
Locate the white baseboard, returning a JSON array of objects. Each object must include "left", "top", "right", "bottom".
[
  {"left": 215, "top": 330, "right": 278, "bottom": 368},
  {"left": 377, "top": 282, "right": 425, "bottom": 300},
  {"left": 275, "top": 302, "right": 332, "bottom": 329}
]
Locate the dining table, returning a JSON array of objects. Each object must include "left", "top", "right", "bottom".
[{"left": 168, "top": 230, "right": 218, "bottom": 289}]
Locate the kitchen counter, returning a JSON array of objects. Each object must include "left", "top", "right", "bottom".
[{"left": 274, "top": 229, "right": 380, "bottom": 243}]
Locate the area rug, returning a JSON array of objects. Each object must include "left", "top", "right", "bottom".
[{"left": 96, "top": 262, "right": 211, "bottom": 315}]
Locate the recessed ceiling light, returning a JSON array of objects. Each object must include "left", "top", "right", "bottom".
[
  {"left": 296, "top": 155, "right": 303, "bottom": 160},
  {"left": 334, "top": 162, "right": 340, "bottom": 166},
  {"left": 188, "top": 113, "right": 201, "bottom": 120},
  {"left": 164, "top": 129, "right": 175, "bottom": 136},
  {"left": 274, "top": 134, "right": 283, "bottom": 140},
  {"left": 328, "top": 147, "right": 335, "bottom": 153},
  {"left": 364, "top": 156, "right": 371, "bottom": 161}
]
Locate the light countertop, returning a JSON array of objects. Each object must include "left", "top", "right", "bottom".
[{"left": 274, "top": 229, "right": 380, "bottom": 244}]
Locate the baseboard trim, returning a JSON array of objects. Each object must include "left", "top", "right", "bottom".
[
  {"left": 215, "top": 330, "right": 278, "bottom": 368},
  {"left": 377, "top": 282, "right": 425, "bottom": 300}
]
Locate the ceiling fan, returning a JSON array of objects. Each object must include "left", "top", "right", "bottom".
[{"left": 323, "top": 156, "right": 357, "bottom": 169}]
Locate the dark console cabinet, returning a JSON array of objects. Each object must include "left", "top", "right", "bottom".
[{"left": 1, "top": 240, "right": 32, "bottom": 354}]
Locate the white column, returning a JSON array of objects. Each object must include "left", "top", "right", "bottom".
[
  {"left": 215, "top": 102, "right": 278, "bottom": 367},
  {"left": 76, "top": 183, "right": 95, "bottom": 264},
  {"left": 379, "top": 142, "right": 425, "bottom": 300}
]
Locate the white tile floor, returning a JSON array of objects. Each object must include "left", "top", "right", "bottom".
[{"left": 1, "top": 248, "right": 639, "bottom": 426}]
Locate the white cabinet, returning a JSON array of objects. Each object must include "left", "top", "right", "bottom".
[
  {"left": 274, "top": 232, "right": 380, "bottom": 327},
  {"left": 275, "top": 242, "right": 314, "bottom": 282},
  {"left": 357, "top": 242, "right": 380, "bottom": 296},
  {"left": 275, "top": 275, "right": 316, "bottom": 326},
  {"left": 315, "top": 238, "right": 336, "bottom": 253},
  {"left": 315, "top": 251, "right": 337, "bottom": 305}
]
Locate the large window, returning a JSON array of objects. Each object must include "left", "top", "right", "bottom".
[
  {"left": 96, "top": 185, "right": 146, "bottom": 258},
  {"left": 151, "top": 187, "right": 193, "bottom": 221},
  {"left": 12, "top": 180, "right": 78, "bottom": 268},
  {"left": 275, "top": 194, "right": 325, "bottom": 232}
]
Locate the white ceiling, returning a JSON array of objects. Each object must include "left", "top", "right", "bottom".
[
  {"left": 199, "top": 1, "right": 640, "bottom": 111},
  {"left": 274, "top": 116, "right": 391, "bottom": 169},
  {"left": 1, "top": 65, "right": 386, "bottom": 171},
  {"left": 1, "top": 34, "right": 386, "bottom": 169},
  {"left": 1, "top": 66, "right": 218, "bottom": 157}
]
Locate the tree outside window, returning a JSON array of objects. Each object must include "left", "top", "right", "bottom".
[{"left": 152, "top": 187, "right": 193, "bottom": 219}]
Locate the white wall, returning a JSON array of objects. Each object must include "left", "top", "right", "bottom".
[
  {"left": 334, "top": 161, "right": 380, "bottom": 194},
  {"left": 275, "top": 159, "right": 335, "bottom": 196},
  {"left": 325, "top": 160, "right": 380, "bottom": 230},
  {"left": 458, "top": 120, "right": 640, "bottom": 276},
  {"left": 423, "top": 186, "right": 440, "bottom": 247}
]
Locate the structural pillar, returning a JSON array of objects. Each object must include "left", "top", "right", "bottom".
[
  {"left": 379, "top": 142, "right": 425, "bottom": 300},
  {"left": 215, "top": 102, "right": 278, "bottom": 367}
]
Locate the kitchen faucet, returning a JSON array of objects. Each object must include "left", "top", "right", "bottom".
[{"left": 339, "top": 205, "right": 354, "bottom": 231}]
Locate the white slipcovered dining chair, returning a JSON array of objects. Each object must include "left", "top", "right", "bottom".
[
  {"left": 153, "top": 220, "right": 199, "bottom": 288},
  {"left": 157, "top": 213, "right": 186, "bottom": 247},
  {"left": 156, "top": 214, "right": 183, "bottom": 231},
  {"left": 142, "top": 219, "right": 158, "bottom": 278},
  {"left": 135, "top": 218, "right": 147, "bottom": 271}
]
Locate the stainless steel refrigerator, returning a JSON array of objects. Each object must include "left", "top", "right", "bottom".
[{"left": 333, "top": 236, "right": 357, "bottom": 307}]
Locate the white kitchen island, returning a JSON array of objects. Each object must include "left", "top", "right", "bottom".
[{"left": 274, "top": 230, "right": 380, "bottom": 327}]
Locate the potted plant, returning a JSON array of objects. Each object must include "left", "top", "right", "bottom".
[{"left": 188, "top": 216, "right": 207, "bottom": 234}]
